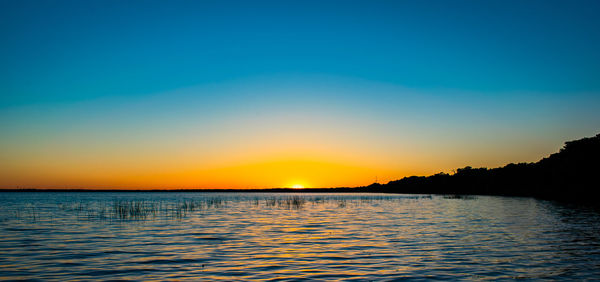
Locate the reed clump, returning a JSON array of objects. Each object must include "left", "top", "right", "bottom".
[
  {"left": 113, "top": 200, "right": 158, "bottom": 219},
  {"left": 54, "top": 198, "right": 228, "bottom": 220},
  {"left": 45, "top": 194, "right": 438, "bottom": 222},
  {"left": 265, "top": 196, "right": 306, "bottom": 209}
]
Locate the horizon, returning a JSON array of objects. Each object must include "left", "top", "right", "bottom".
[
  {"left": 2, "top": 0, "right": 600, "bottom": 189},
  {"left": 1, "top": 131, "right": 598, "bottom": 190}
]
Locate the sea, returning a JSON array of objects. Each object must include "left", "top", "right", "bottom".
[{"left": 1, "top": 192, "right": 599, "bottom": 280}]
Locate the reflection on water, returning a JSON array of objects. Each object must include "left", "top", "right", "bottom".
[{"left": 1, "top": 192, "right": 599, "bottom": 280}]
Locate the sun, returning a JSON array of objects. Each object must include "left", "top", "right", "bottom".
[{"left": 291, "top": 184, "right": 305, "bottom": 189}]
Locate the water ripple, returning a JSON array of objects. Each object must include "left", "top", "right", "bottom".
[{"left": 1, "top": 192, "right": 600, "bottom": 280}]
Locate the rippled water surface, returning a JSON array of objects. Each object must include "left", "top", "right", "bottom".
[{"left": 1, "top": 192, "right": 600, "bottom": 281}]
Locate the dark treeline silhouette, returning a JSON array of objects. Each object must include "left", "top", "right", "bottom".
[
  {"left": 4, "top": 133, "right": 598, "bottom": 202},
  {"left": 366, "top": 133, "right": 600, "bottom": 201}
]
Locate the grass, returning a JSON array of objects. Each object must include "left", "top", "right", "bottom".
[
  {"left": 55, "top": 199, "right": 214, "bottom": 220},
  {"left": 265, "top": 196, "right": 306, "bottom": 209},
  {"left": 4, "top": 194, "right": 439, "bottom": 222}
]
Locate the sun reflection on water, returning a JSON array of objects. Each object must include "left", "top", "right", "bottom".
[{"left": 1, "top": 193, "right": 600, "bottom": 280}]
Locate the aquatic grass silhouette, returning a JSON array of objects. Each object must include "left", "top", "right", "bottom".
[
  {"left": 264, "top": 196, "right": 306, "bottom": 209},
  {"left": 55, "top": 199, "right": 216, "bottom": 220},
  {"left": 113, "top": 200, "right": 158, "bottom": 219},
  {"left": 111, "top": 199, "right": 226, "bottom": 219},
  {"left": 7, "top": 194, "right": 437, "bottom": 222}
]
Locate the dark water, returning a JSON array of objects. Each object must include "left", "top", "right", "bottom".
[{"left": 1, "top": 192, "right": 599, "bottom": 281}]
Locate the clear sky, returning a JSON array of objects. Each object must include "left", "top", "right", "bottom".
[{"left": 1, "top": 0, "right": 599, "bottom": 188}]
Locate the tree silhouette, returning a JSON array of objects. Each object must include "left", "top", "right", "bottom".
[{"left": 369, "top": 133, "right": 600, "bottom": 202}]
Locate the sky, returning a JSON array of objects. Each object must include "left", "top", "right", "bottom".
[{"left": 1, "top": 0, "right": 599, "bottom": 189}]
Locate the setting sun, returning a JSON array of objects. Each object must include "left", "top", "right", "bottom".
[{"left": 291, "top": 184, "right": 305, "bottom": 189}]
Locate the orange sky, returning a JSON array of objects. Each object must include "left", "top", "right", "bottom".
[
  {"left": 1, "top": 79, "right": 596, "bottom": 189},
  {"left": 2, "top": 1, "right": 600, "bottom": 189}
]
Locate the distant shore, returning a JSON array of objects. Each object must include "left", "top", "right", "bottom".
[{"left": 3, "top": 133, "right": 599, "bottom": 203}]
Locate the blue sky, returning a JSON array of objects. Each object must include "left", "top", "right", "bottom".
[
  {"left": 1, "top": 0, "right": 599, "bottom": 188},
  {"left": 2, "top": 0, "right": 600, "bottom": 106}
]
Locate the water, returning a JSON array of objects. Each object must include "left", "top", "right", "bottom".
[{"left": 1, "top": 192, "right": 599, "bottom": 281}]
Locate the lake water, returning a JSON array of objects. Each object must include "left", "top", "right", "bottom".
[{"left": 1, "top": 192, "right": 599, "bottom": 281}]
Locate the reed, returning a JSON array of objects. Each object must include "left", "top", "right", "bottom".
[{"left": 16, "top": 194, "right": 441, "bottom": 222}]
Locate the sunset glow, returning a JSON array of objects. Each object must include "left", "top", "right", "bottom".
[{"left": 1, "top": 1, "right": 599, "bottom": 189}]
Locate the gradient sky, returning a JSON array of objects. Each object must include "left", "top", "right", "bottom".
[{"left": 1, "top": 0, "right": 600, "bottom": 188}]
